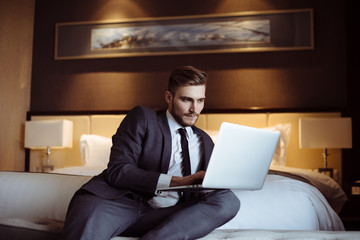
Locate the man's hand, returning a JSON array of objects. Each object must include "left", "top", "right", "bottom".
[{"left": 170, "top": 171, "right": 205, "bottom": 187}]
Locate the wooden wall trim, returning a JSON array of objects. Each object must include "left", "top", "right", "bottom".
[{"left": 27, "top": 106, "right": 347, "bottom": 119}]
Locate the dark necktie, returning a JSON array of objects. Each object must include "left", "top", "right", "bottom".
[{"left": 178, "top": 128, "right": 191, "bottom": 176}]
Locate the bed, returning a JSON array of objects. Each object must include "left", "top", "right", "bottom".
[{"left": 27, "top": 110, "right": 347, "bottom": 231}]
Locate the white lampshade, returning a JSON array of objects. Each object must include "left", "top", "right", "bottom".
[
  {"left": 299, "top": 118, "right": 352, "bottom": 149},
  {"left": 25, "top": 120, "right": 73, "bottom": 149}
]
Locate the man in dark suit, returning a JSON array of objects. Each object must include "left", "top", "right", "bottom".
[{"left": 60, "top": 66, "right": 240, "bottom": 240}]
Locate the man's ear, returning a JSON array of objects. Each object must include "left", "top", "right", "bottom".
[{"left": 165, "top": 91, "right": 173, "bottom": 104}]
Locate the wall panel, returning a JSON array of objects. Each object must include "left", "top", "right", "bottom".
[{"left": 31, "top": 0, "right": 347, "bottom": 112}]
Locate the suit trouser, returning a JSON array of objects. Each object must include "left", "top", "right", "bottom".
[{"left": 59, "top": 189, "right": 240, "bottom": 240}]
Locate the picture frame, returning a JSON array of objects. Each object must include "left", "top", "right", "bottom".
[{"left": 55, "top": 9, "right": 314, "bottom": 60}]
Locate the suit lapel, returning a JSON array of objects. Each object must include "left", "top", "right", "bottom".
[
  {"left": 192, "top": 127, "right": 212, "bottom": 170},
  {"left": 157, "top": 111, "right": 172, "bottom": 173}
]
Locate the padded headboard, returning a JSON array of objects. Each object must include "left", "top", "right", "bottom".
[{"left": 28, "top": 111, "right": 342, "bottom": 181}]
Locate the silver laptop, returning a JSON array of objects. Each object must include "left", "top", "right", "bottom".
[{"left": 158, "top": 122, "right": 280, "bottom": 192}]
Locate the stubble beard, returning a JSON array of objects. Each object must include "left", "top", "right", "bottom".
[{"left": 171, "top": 103, "right": 199, "bottom": 127}]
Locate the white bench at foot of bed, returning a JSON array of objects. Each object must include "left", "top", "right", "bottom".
[{"left": 112, "top": 229, "right": 360, "bottom": 240}]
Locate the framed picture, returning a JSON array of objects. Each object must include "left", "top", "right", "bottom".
[{"left": 55, "top": 9, "right": 313, "bottom": 60}]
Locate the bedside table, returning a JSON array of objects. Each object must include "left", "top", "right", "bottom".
[
  {"left": 42, "top": 164, "right": 54, "bottom": 172},
  {"left": 339, "top": 181, "right": 360, "bottom": 230},
  {"left": 339, "top": 196, "right": 360, "bottom": 230}
]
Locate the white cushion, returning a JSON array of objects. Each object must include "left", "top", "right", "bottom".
[
  {"left": 264, "top": 123, "right": 291, "bottom": 167},
  {"left": 80, "top": 134, "right": 112, "bottom": 167},
  {"left": 0, "top": 172, "right": 90, "bottom": 221}
]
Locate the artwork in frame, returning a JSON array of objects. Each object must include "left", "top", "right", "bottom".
[{"left": 55, "top": 9, "right": 313, "bottom": 60}]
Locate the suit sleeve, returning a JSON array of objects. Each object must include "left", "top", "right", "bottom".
[{"left": 105, "top": 106, "right": 161, "bottom": 196}]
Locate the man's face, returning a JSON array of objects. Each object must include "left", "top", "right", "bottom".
[{"left": 165, "top": 85, "right": 206, "bottom": 127}]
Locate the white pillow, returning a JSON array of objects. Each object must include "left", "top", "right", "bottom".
[
  {"left": 80, "top": 134, "right": 112, "bottom": 167},
  {"left": 264, "top": 123, "right": 291, "bottom": 167},
  {"left": 205, "top": 123, "right": 291, "bottom": 167}
]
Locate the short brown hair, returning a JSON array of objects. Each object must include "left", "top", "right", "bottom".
[{"left": 168, "top": 66, "right": 208, "bottom": 95}]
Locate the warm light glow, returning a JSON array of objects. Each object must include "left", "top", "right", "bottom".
[{"left": 93, "top": 0, "right": 147, "bottom": 20}]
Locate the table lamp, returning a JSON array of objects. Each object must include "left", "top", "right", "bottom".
[
  {"left": 299, "top": 117, "right": 352, "bottom": 178},
  {"left": 25, "top": 120, "right": 73, "bottom": 172}
]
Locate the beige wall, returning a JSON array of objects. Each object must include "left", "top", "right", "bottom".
[{"left": 0, "top": 0, "right": 35, "bottom": 171}]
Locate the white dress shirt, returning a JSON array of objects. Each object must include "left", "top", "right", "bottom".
[{"left": 148, "top": 110, "right": 203, "bottom": 208}]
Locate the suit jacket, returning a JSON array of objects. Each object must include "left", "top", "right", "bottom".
[{"left": 82, "top": 105, "right": 214, "bottom": 200}]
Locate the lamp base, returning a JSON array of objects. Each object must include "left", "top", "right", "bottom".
[
  {"left": 42, "top": 147, "right": 54, "bottom": 172},
  {"left": 42, "top": 164, "right": 54, "bottom": 173},
  {"left": 318, "top": 167, "right": 334, "bottom": 178}
]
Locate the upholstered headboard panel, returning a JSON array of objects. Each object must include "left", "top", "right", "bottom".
[
  {"left": 90, "top": 115, "right": 126, "bottom": 137},
  {"left": 28, "top": 112, "right": 342, "bottom": 181}
]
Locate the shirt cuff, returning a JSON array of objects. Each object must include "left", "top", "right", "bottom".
[{"left": 155, "top": 173, "right": 172, "bottom": 197}]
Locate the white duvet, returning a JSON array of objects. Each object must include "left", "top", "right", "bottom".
[{"left": 220, "top": 174, "right": 344, "bottom": 231}]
